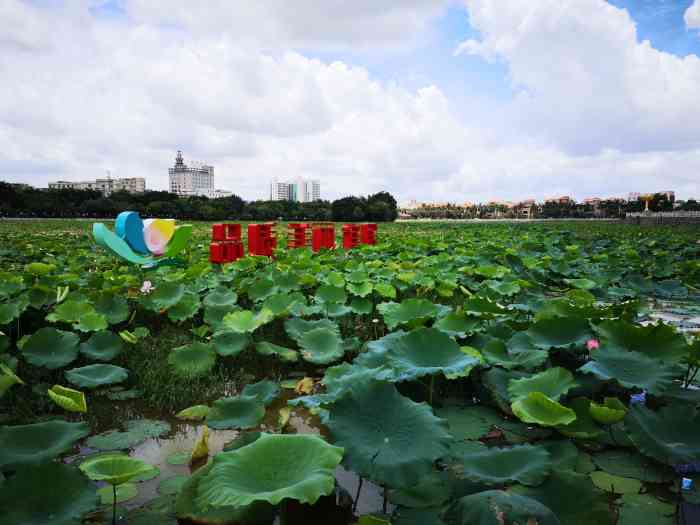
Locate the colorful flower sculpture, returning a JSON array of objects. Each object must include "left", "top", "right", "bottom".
[{"left": 93, "top": 212, "right": 192, "bottom": 267}]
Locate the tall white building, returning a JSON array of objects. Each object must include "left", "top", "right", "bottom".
[
  {"left": 168, "top": 151, "right": 215, "bottom": 197},
  {"left": 270, "top": 178, "right": 320, "bottom": 202},
  {"left": 48, "top": 177, "right": 145, "bottom": 196}
]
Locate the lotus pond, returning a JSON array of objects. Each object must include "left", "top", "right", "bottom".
[{"left": 0, "top": 219, "right": 699, "bottom": 525}]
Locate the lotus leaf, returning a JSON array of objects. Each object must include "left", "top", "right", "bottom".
[
  {"left": 592, "top": 449, "right": 673, "bottom": 483},
  {"left": 203, "top": 287, "right": 237, "bottom": 308},
  {"left": 463, "top": 297, "right": 509, "bottom": 317},
  {"left": 596, "top": 319, "right": 689, "bottom": 363},
  {"left": 388, "top": 470, "right": 454, "bottom": 509},
  {"left": 348, "top": 281, "right": 373, "bottom": 297},
  {"left": 168, "top": 292, "right": 201, "bottom": 322},
  {"left": 74, "top": 311, "right": 108, "bottom": 332},
  {"left": 79, "top": 330, "right": 123, "bottom": 361},
  {"left": 374, "top": 282, "right": 397, "bottom": 299},
  {"left": 222, "top": 309, "right": 273, "bottom": 333},
  {"left": 525, "top": 316, "right": 592, "bottom": 349},
  {"left": 578, "top": 347, "right": 679, "bottom": 395},
  {"left": 247, "top": 278, "right": 277, "bottom": 302},
  {"left": 617, "top": 493, "right": 675, "bottom": 525},
  {"left": 46, "top": 299, "right": 94, "bottom": 324},
  {"left": 132, "top": 464, "right": 160, "bottom": 482},
  {"left": 263, "top": 292, "right": 306, "bottom": 316},
  {"left": 86, "top": 419, "right": 170, "bottom": 451},
  {"left": 298, "top": 327, "right": 345, "bottom": 364},
  {"left": 433, "top": 312, "right": 481, "bottom": 338},
  {"left": 48, "top": 384, "right": 87, "bottom": 413},
  {"left": 625, "top": 405, "right": 700, "bottom": 465},
  {"left": 65, "top": 363, "right": 129, "bottom": 389},
  {"left": 143, "top": 282, "right": 185, "bottom": 312},
  {"left": 0, "top": 419, "right": 89, "bottom": 469},
  {"left": 255, "top": 341, "right": 298, "bottom": 362},
  {"left": 168, "top": 342, "right": 216, "bottom": 379},
  {"left": 444, "top": 490, "right": 561, "bottom": 525},
  {"left": 508, "top": 367, "right": 577, "bottom": 402},
  {"left": 459, "top": 444, "right": 550, "bottom": 486},
  {"left": 167, "top": 451, "right": 190, "bottom": 465},
  {"left": 0, "top": 462, "right": 98, "bottom": 525},
  {"left": 0, "top": 364, "right": 24, "bottom": 397},
  {"left": 284, "top": 317, "right": 339, "bottom": 342},
  {"left": 241, "top": 379, "right": 279, "bottom": 405},
  {"left": 0, "top": 301, "right": 24, "bottom": 325},
  {"left": 482, "top": 337, "right": 548, "bottom": 371},
  {"left": 206, "top": 395, "right": 265, "bottom": 429},
  {"left": 99, "top": 482, "right": 138, "bottom": 504},
  {"left": 378, "top": 299, "right": 440, "bottom": 329},
  {"left": 94, "top": 292, "right": 130, "bottom": 324},
  {"left": 589, "top": 397, "right": 627, "bottom": 424},
  {"left": 22, "top": 327, "right": 80, "bottom": 369},
  {"left": 481, "top": 368, "right": 528, "bottom": 413},
  {"left": 589, "top": 471, "right": 641, "bottom": 494},
  {"left": 196, "top": 433, "right": 344, "bottom": 507},
  {"left": 555, "top": 397, "right": 602, "bottom": 439},
  {"left": 80, "top": 453, "right": 154, "bottom": 485},
  {"left": 212, "top": 331, "right": 250, "bottom": 357},
  {"left": 511, "top": 392, "right": 577, "bottom": 427},
  {"left": 326, "top": 381, "right": 451, "bottom": 488},
  {"left": 176, "top": 404, "right": 211, "bottom": 421},
  {"left": 392, "top": 507, "right": 444, "bottom": 525},
  {"left": 436, "top": 405, "right": 506, "bottom": 441},
  {"left": 159, "top": 475, "right": 189, "bottom": 495},
  {"left": 106, "top": 387, "right": 143, "bottom": 400},
  {"left": 315, "top": 284, "right": 347, "bottom": 304}
]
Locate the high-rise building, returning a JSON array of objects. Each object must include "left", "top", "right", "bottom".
[
  {"left": 168, "top": 151, "right": 215, "bottom": 197},
  {"left": 269, "top": 178, "right": 321, "bottom": 202},
  {"left": 270, "top": 180, "right": 293, "bottom": 201},
  {"left": 48, "top": 177, "right": 145, "bottom": 196}
]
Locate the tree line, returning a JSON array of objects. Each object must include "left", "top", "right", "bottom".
[{"left": 0, "top": 182, "right": 398, "bottom": 222}]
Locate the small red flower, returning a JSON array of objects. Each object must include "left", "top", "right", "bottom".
[{"left": 586, "top": 339, "right": 600, "bottom": 351}]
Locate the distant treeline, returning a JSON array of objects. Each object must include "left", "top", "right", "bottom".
[{"left": 0, "top": 182, "right": 398, "bottom": 222}]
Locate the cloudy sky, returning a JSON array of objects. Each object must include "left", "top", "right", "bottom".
[{"left": 2, "top": 0, "right": 700, "bottom": 203}]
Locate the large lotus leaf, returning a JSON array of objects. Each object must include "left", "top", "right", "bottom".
[
  {"left": 433, "top": 312, "right": 481, "bottom": 338},
  {"left": 388, "top": 470, "right": 463, "bottom": 509},
  {"left": 255, "top": 341, "right": 298, "bottom": 362},
  {"left": 0, "top": 364, "right": 24, "bottom": 397},
  {"left": 444, "top": 490, "right": 561, "bottom": 525},
  {"left": 0, "top": 462, "right": 98, "bottom": 525},
  {"left": 374, "top": 282, "right": 397, "bottom": 299},
  {"left": 381, "top": 327, "right": 480, "bottom": 381},
  {"left": 196, "top": 433, "right": 344, "bottom": 507},
  {"left": 592, "top": 450, "right": 674, "bottom": 483},
  {"left": 463, "top": 297, "right": 510, "bottom": 317},
  {"left": 93, "top": 292, "right": 130, "bottom": 324},
  {"left": 204, "top": 304, "right": 236, "bottom": 330},
  {"left": 459, "top": 444, "right": 550, "bottom": 486},
  {"left": 507, "top": 367, "right": 577, "bottom": 402},
  {"left": 315, "top": 284, "right": 347, "bottom": 304},
  {"left": 511, "top": 392, "right": 576, "bottom": 427},
  {"left": 143, "top": 282, "right": 185, "bottom": 312},
  {"left": 589, "top": 397, "right": 627, "bottom": 424},
  {"left": 168, "top": 342, "right": 217, "bottom": 379},
  {"left": 79, "top": 330, "right": 123, "bottom": 361},
  {"left": 378, "top": 299, "right": 440, "bottom": 329},
  {"left": 347, "top": 281, "right": 373, "bottom": 297},
  {"left": 159, "top": 475, "right": 189, "bottom": 496},
  {"left": 247, "top": 278, "right": 277, "bottom": 302},
  {"left": 206, "top": 395, "right": 265, "bottom": 430},
  {"left": 284, "top": 317, "right": 340, "bottom": 343},
  {"left": 0, "top": 300, "right": 24, "bottom": 325},
  {"left": 80, "top": 453, "right": 154, "bottom": 485},
  {"left": 48, "top": 384, "right": 87, "bottom": 413},
  {"left": 212, "top": 331, "right": 250, "bottom": 357},
  {"left": 578, "top": 347, "right": 679, "bottom": 395},
  {"left": 22, "top": 327, "right": 80, "bottom": 369},
  {"left": 618, "top": 493, "right": 675, "bottom": 525},
  {"left": 203, "top": 287, "right": 238, "bottom": 308},
  {"left": 298, "top": 327, "right": 345, "bottom": 365},
  {"left": 555, "top": 397, "right": 602, "bottom": 439},
  {"left": 263, "top": 292, "right": 306, "bottom": 316},
  {"left": 596, "top": 319, "right": 688, "bottom": 363},
  {"left": 525, "top": 316, "right": 592, "bottom": 349},
  {"left": 482, "top": 338, "right": 548, "bottom": 371},
  {"left": 222, "top": 309, "right": 273, "bottom": 333},
  {"left": 589, "top": 471, "right": 641, "bottom": 494},
  {"left": 511, "top": 469, "right": 613, "bottom": 525},
  {"left": 65, "top": 363, "right": 129, "bottom": 389},
  {"left": 86, "top": 419, "right": 170, "bottom": 451},
  {"left": 241, "top": 379, "right": 279, "bottom": 406},
  {"left": 176, "top": 460, "right": 276, "bottom": 524},
  {"left": 46, "top": 299, "right": 94, "bottom": 324},
  {"left": 0, "top": 420, "right": 89, "bottom": 469},
  {"left": 625, "top": 405, "right": 700, "bottom": 465},
  {"left": 326, "top": 381, "right": 451, "bottom": 488},
  {"left": 481, "top": 368, "right": 528, "bottom": 414},
  {"left": 168, "top": 292, "right": 201, "bottom": 322}
]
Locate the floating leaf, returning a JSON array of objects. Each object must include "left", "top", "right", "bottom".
[
  {"left": 167, "top": 451, "right": 191, "bottom": 465},
  {"left": 206, "top": 395, "right": 266, "bottom": 430},
  {"left": 65, "top": 363, "right": 129, "bottom": 389},
  {"left": 592, "top": 450, "right": 673, "bottom": 483},
  {"left": 0, "top": 420, "right": 89, "bottom": 469},
  {"left": 159, "top": 475, "right": 189, "bottom": 496},
  {"left": 48, "top": 384, "right": 87, "bottom": 413},
  {"left": 241, "top": 379, "right": 280, "bottom": 405},
  {"left": 298, "top": 327, "right": 345, "bottom": 365},
  {"left": 86, "top": 419, "right": 170, "bottom": 451},
  {"left": 22, "top": 327, "right": 80, "bottom": 369},
  {"left": 618, "top": 493, "right": 675, "bottom": 525}
]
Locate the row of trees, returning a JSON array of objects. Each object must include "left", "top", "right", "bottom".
[{"left": 0, "top": 182, "right": 398, "bottom": 222}]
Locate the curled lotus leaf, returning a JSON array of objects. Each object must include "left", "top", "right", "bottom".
[
  {"left": 525, "top": 316, "right": 592, "bottom": 349},
  {"left": 625, "top": 405, "right": 700, "bottom": 465},
  {"left": 511, "top": 392, "right": 577, "bottom": 427},
  {"left": 79, "top": 330, "right": 123, "bottom": 362},
  {"left": 222, "top": 309, "right": 274, "bottom": 333},
  {"left": 0, "top": 420, "right": 90, "bottom": 469},
  {"left": 377, "top": 299, "right": 440, "bottom": 329},
  {"left": 255, "top": 341, "right": 298, "bottom": 362},
  {"left": 176, "top": 404, "right": 211, "bottom": 421},
  {"left": 48, "top": 384, "right": 87, "bottom": 413},
  {"left": 326, "top": 381, "right": 452, "bottom": 488},
  {"left": 0, "top": 364, "right": 24, "bottom": 397},
  {"left": 578, "top": 347, "right": 679, "bottom": 395},
  {"left": 589, "top": 397, "right": 627, "bottom": 424},
  {"left": 459, "top": 444, "right": 551, "bottom": 486},
  {"left": 80, "top": 453, "right": 154, "bottom": 486},
  {"left": 206, "top": 395, "right": 266, "bottom": 430},
  {"left": 22, "top": 327, "right": 80, "bottom": 369},
  {"left": 507, "top": 367, "right": 577, "bottom": 402},
  {"left": 482, "top": 368, "right": 528, "bottom": 414},
  {"left": 168, "top": 342, "right": 217, "bottom": 379},
  {"left": 65, "top": 364, "right": 129, "bottom": 389},
  {"left": 241, "top": 379, "right": 280, "bottom": 406},
  {"left": 298, "top": 327, "right": 345, "bottom": 365},
  {"left": 284, "top": 317, "right": 339, "bottom": 343},
  {"left": 444, "top": 490, "right": 561, "bottom": 525},
  {"left": 195, "top": 433, "right": 344, "bottom": 507},
  {"left": 0, "top": 462, "right": 98, "bottom": 525},
  {"left": 595, "top": 319, "right": 688, "bottom": 363},
  {"left": 212, "top": 331, "right": 250, "bottom": 357},
  {"left": 555, "top": 397, "right": 602, "bottom": 439}
]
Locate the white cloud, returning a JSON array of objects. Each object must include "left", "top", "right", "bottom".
[{"left": 686, "top": 1, "right": 700, "bottom": 30}]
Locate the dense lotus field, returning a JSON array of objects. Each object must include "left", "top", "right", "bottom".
[{"left": 1, "top": 219, "right": 700, "bottom": 525}]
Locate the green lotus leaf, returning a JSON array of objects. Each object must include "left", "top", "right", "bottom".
[
  {"left": 459, "top": 444, "right": 550, "bottom": 486},
  {"left": 176, "top": 460, "right": 276, "bottom": 524},
  {"left": 388, "top": 470, "right": 456, "bottom": 509},
  {"left": 565, "top": 277, "right": 598, "bottom": 290},
  {"left": 511, "top": 469, "right": 613, "bottom": 525},
  {"left": 25, "top": 262, "right": 55, "bottom": 275},
  {"left": 262, "top": 292, "right": 306, "bottom": 316},
  {"left": 222, "top": 309, "right": 273, "bottom": 333},
  {"left": 484, "top": 280, "right": 520, "bottom": 296},
  {"left": 381, "top": 327, "right": 480, "bottom": 381},
  {"left": 204, "top": 304, "right": 236, "bottom": 330},
  {"left": 203, "top": 287, "right": 238, "bottom": 308},
  {"left": 326, "top": 381, "right": 451, "bottom": 488},
  {"left": 0, "top": 462, "right": 98, "bottom": 525},
  {"left": 511, "top": 392, "right": 576, "bottom": 427},
  {"left": 482, "top": 337, "right": 548, "bottom": 371},
  {"left": 481, "top": 368, "right": 528, "bottom": 413},
  {"left": 507, "top": 367, "right": 577, "bottom": 402},
  {"left": 463, "top": 296, "right": 509, "bottom": 317},
  {"left": 105, "top": 388, "right": 143, "bottom": 400},
  {"left": 206, "top": 395, "right": 266, "bottom": 430},
  {"left": 195, "top": 433, "right": 343, "bottom": 508},
  {"left": 392, "top": 507, "right": 444, "bottom": 525},
  {"left": 80, "top": 453, "right": 154, "bottom": 485},
  {"left": 525, "top": 316, "right": 592, "bottom": 349},
  {"left": 378, "top": 299, "right": 440, "bottom": 329},
  {"left": 349, "top": 297, "right": 374, "bottom": 314},
  {"left": 212, "top": 331, "right": 250, "bottom": 357},
  {"left": 46, "top": 299, "right": 94, "bottom": 324},
  {"left": 346, "top": 269, "right": 369, "bottom": 283},
  {"left": 168, "top": 342, "right": 217, "bottom": 379},
  {"left": 0, "top": 420, "right": 89, "bottom": 469},
  {"left": 618, "top": 493, "right": 675, "bottom": 525},
  {"left": 589, "top": 397, "right": 627, "bottom": 424},
  {"left": 86, "top": 419, "right": 170, "bottom": 451},
  {"left": 436, "top": 405, "right": 504, "bottom": 441},
  {"left": 93, "top": 292, "right": 130, "bottom": 324},
  {"left": 247, "top": 278, "right": 277, "bottom": 302},
  {"left": 176, "top": 404, "right": 211, "bottom": 421},
  {"left": 0, "top": 301, "right": 25, "bottom": 325},
  {"left": 159, "top": 475, "right": 189, "bottom": 496},
  {"left": 589, "top": 471, "right": 641, "bottom": 494},
  {"left": 433, "top": 312, "right": 481, "bottom": 338},
  {"left": 555, "top": 397, "right": 602, "bottom": 438},
  {"left": 315, "top": 284, "right": 347, "bottom": 304},
  {"left": 143, "top": 282, "right": 185, "bottom": 312},
  {"left": 168, "top": 292, "right": 201, "bottom": 322},
  {"left": 74, "top": 311, "right": 108, "bottom": 332},
  {"left": 578, "top": 347, "right": 679, "bottom": 395},
  {"left": 591, "top": 450, "right": 674, "bottom": 483},
  {"left": 241, "top": 379, "right": 280, "bottom": 406},
  {"left": 99, "top": 482, "right": 138, "bottom": 504},
  {"left": 167, "top": 451, "right": 190, "bottom": 465},
  {"left": 255, "top": 341, "right": 299, "bottom": 362},
  {"left": 347, "top": 281, "right": 373, "bottom": 297},
  {"left": 65, "top": 363, "right": 129, "bottom": 389},
  {"left": 595, "top": 319, "right": 689, "bottom": 363},
  {"left": 79, "top": 330, "right": 123, "bottom": 361},
  {"left": 374, "top": 282, "right": 397, "bottom": 299},
  {"left": 48, "top": 384, "right": 87, "bottom": 413},
  {"left": 223, "top": 431, "right": 262, "bottom": 452},
  {"left": 0, "top": 363, "right": 24, "bottom": 397},
  {"left": 625, "top": 405, "right": 700, "bottom": 465},
  {"left": 296, "top": 327, "right": 345, "bottom": 365},
  {"left": 284, "top": 317, "right": 340, "bottom": 342},
  {"left": 22, "top": 327, "right": 80, "bottom": 369},
  {"left": 444, "top": 490, "right": 560, "bottom": 525},
  {"left": 131, "top": 463, "right": 160, "bottom": 482}
]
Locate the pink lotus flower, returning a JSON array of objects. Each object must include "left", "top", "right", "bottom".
[
  {"left": 140, "top": 280, "right": 154, "bottom": 295},
  {"left": 586, "top": 339, "right": 600, "bottom": 351}
]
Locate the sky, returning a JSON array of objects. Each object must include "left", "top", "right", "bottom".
[{"left": 1, "top": 0, "right": 700, "bottom": 204}]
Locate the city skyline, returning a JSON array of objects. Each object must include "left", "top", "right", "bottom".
[{"left": 1, "top": 1, "right": 700, "bottom": 202}]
